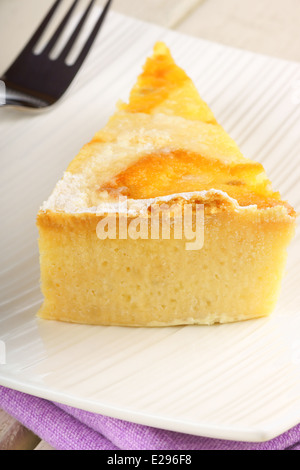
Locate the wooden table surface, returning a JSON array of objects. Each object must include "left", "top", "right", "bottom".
[{"left": 0, "top": 0, "right": 299, "bottom": 451}]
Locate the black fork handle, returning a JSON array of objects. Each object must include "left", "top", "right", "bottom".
[{"left": 0, "top": 79, "right": 52, "bottom": 108}]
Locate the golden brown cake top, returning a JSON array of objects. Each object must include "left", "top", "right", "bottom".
[{"left": 40, "top": 42, "right": 296, "bottom": 218}]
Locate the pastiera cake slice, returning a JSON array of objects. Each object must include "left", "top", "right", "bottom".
[{"left": 37, "top": 42, "right": 296, "bottom": 326}]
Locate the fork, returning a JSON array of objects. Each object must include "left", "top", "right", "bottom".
[{"left": 0, "top": 0, "right": 112, "bottom": 109}]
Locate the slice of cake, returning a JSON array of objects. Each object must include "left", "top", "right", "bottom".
[{"left": 36, "top": 42, "right": 296, "bottom": 326}]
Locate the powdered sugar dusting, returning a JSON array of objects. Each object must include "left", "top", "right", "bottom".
[{"left": 41, "top": 172, "right": 88, "bottom": 213}]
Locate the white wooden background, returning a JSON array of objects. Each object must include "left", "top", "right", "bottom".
[{"left": 0, "top": 0, "right": 299, "bottom": 451}]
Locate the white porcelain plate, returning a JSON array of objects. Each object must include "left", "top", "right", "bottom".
[{"left": 0, "top": 9, "right": 300, "bottom": 443}]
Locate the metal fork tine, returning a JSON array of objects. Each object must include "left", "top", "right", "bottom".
[
  {"left": 73, "top": 0, "right": 112, "bottom": 69},
  {"left": 58, "top": 0, "right": 95, "bottom": 62},
  {"left": 43, "top": 0, "right": 79, "bottom": 56},
  {"left": 24, "top": 0, "right": 63, "bottom": 52}
]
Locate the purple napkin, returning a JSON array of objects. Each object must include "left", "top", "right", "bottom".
[{"left": 0, "top": 385, "right": 299, "bottom": 450}]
